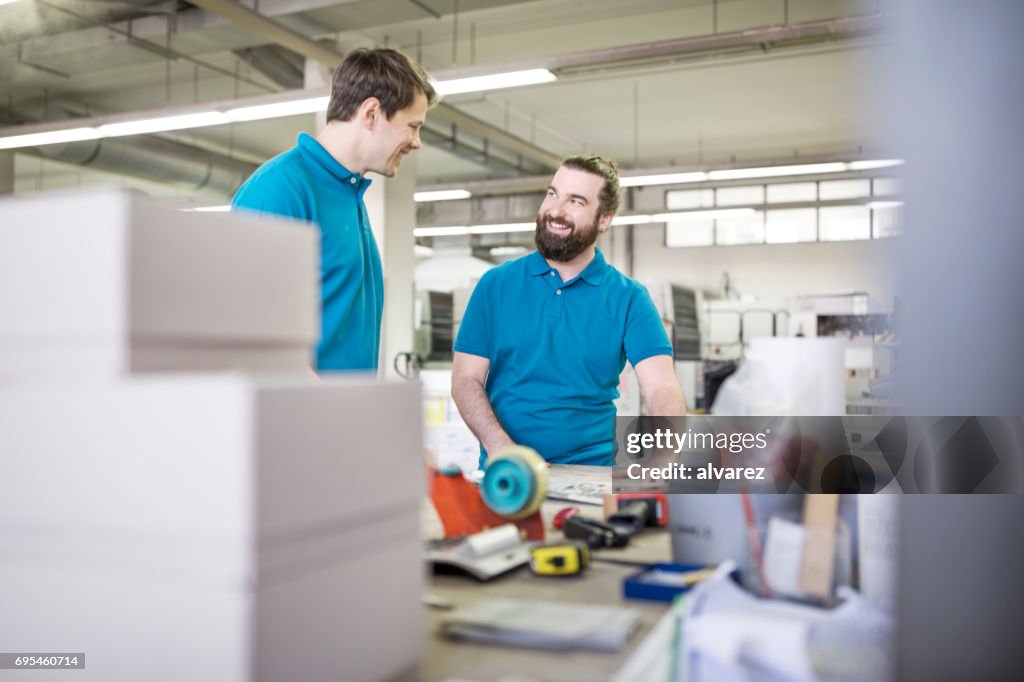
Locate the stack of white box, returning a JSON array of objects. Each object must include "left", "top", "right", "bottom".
[{"left": 0, "top": 189, "right": 424, "bottom": 682}]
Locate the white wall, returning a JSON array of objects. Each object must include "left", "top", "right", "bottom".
[{"left": 628, "top": 223, "right": 897, "bottom": 307}]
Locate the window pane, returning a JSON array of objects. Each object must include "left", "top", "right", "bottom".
[
  {"left": 766, "top": 208, "right": 817, "bottom": 243},
  {"left": 666, "top": 189, "right": 714, "bottom": 210},
  {"left": 820, "top": 206, "right": 870, "bottom": 241},
  {"left": 716, "top": 185, "right": 764, "bottom": 206},
  {"left": 820, "top": 179, "right": 871, "bottom": 200},
  {"left": 666, "top": 219, "right": 714, "bottom": 247},
  {"left": 766, "top": 182, "right": 817, "bottom": 203},
  {"left": 715, "top": 212, "right": 764, "bottom": 245},
  {"left": 873, "top": 206, "right": 903, "bottom": 238}
]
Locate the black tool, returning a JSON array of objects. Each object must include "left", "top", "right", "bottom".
[
  {"left": 562, "top": 516, "right": 630, "bottom": 549},
  {"left": 607, "top": 498, "right": 658, "bottom": 535}
]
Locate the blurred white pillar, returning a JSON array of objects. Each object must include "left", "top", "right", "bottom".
[
  {"left": 892, "top": 4, "right": 1024, "bottom": 682},
  {"left": 895, "top": 0, "right": 1024, "bottom": 414}
]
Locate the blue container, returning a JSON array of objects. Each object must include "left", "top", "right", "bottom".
[{"left": 622, "top": 562, "right": 713, "bottom": 602}]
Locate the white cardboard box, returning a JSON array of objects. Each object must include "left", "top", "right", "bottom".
[
  {"left": 0, "top": 189, "right": 318, "bottom": 378},
  {"left": 0, "top": 374, "right": 425, "bottom": 682}
]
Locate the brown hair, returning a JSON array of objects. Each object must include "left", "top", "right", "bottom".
[
  {"left": 326, "top": 48, "right": 436, "bottom": 123},
  {"left": 561, "top": 154, "right": 621, "bottom": 217}
]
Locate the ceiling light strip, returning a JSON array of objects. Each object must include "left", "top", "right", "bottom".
[
  {"left": 619, "top": 160, "right": 904, "bottom": 187},
  {"left": 432, "top": 69, "right": 557, "bottom": 96},
  {"left": 414, "top": 189, "right": 472, "bottom": 202},
  {"left": 0, "top": 68, "right": 559, "bottom": 151}
]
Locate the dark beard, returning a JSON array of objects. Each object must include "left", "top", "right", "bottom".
[{"left": 534, "top": 213, "right": 600, "bottom": 262}]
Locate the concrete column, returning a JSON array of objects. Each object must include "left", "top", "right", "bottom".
[
  {"left": 304, "top": 58, "right": 330, "bottom": 132},
  {"left": 371, "top": 157, "right": 417, "bottom": 381},
  {"left": 0, "top": 151, "right": 14, "bottom": 194}
]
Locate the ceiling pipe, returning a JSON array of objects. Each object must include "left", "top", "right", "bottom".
[{"left": 33, "top": 134, "right": 257, "bottom": 196}]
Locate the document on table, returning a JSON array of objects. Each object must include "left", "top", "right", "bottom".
[
  {"left": 441, "top": 599, "right": 640, "bottom": 652},
  {"left": 546, "top": 465, "right": 612, "bottom": 506}
]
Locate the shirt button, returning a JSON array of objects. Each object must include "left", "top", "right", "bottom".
[
  {"left": 556, "top": 289, "right": 562, "bottom": 295},
  {"left": 550, "top": 271, "right": 555, "bottom": 276},
  {"left": 350, "top": 177, "right": 357, "bottom": 184}
]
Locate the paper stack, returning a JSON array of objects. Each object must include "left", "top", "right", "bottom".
[
  {"left": 0, "top": 190, "right": 424, "bottom": 682},
  {"left": 441, "top": 599, "right": 640, "bottom": 652}
]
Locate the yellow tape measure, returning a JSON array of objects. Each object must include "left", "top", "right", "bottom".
[{"left": 529, "top": 542, "right": 591, "bottom": 576}]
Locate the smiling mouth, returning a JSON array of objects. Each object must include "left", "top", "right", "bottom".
[{"left": 545, "top": 217, "right": 573, "bottom": 235}]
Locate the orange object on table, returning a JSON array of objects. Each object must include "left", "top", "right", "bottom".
[{"left": 428, "top": 467, "right": 545, "bottom": 541}]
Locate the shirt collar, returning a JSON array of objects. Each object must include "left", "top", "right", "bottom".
[
  {"left": 578, "top": 248, "right": 609, "bottom": 286},
  {"left": 526, "top": 248, "right": 608, "bottom": 286},
  {"left": 526, "top": 250, "right": 551, "bottom": 277},
  {"left": 296, "top": 132, "right": 373, "bottom": 194}
]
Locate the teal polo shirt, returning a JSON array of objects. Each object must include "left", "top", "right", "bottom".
[
  {"left": 232, "top": 133, "right": 383, "bottom": 372},
  {"left": 455, "top": 248, "right": 672, "bottom": 466}
]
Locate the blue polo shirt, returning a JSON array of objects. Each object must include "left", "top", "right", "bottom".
[
  {"left": 232, "top": 133, "right": 383, "bottom": 371},
  {"left": 455, "top": 248, "right": 672, "bottom": 466}
]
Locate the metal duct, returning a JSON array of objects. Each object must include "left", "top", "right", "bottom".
[{"left": 35, "top": 134, "right": 257, "bottom": 196}]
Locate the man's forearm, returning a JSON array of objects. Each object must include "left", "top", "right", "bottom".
[
  {"left": 451, "top": 376, "right": 515, "bottom": 456},
  {"left": 643, "top": 383, "right": 686, "bottom": 416}
]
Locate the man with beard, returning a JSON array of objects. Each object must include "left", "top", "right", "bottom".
[{"left": 451, "top": 155, "right": 686, "bottom": 467}]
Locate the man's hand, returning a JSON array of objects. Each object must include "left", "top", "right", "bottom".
[{"left": 451, "top": 351, "right": 516, "bottom": 456}]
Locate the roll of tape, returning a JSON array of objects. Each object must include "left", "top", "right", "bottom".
[
  {"left": 466, "top": 524, "right": 521, "bottom": 557},
  {"left": 481, "top": 446, "right": 549, "bottom": 519}
]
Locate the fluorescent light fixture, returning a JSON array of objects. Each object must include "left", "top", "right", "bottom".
[
  {"left": 190, "top": 204, "right": 232, "bottom": 212},
  {"left": 414, "top": 189, "right": 472, "bottom": 202},
  {"left": 414, "top": 222, "right": 534, "bottom": 237},
  {"left": 413, "top": 226, "right": 471, "bottom": 237},
  {"left": 653, "top": 208, "right": 756, "bottom": 221},
  {"left": 611, "top": 214, "right": 654, "bottom": 225},
  {"left": 0, "top": 126, "right": 100, "bottom": 149},
  {"left": 469, "top": 222, "right": 534, "bottom": 234},
  {"left": 849, "top": 159, "right": 904, "bottom": 171},
  {"left": 99, "top": 111, "right": 230, "bottom": 137},
  {"left": 225, "top": 96, "right": 328, "bottom": 122},
  {"left": 616, "top": 159, "right": 905, "bottom": 188},
  {"left": 708, "top": 163, "right": 847, "bottom": 181},
  {"left": 434, "top": 69, "right": 556, "bottom": 96},
  {"left": 0, "top": 71, "right": 557, "bottom": 150},
  {"left": 490, "top": 246, "right": 529, "bottom": 257},
  {"left": 620, "top": 172, "right": 708, "bottom": 187},
  {"left": 414, "top": 244, "right": 435, "bottom": 257},
  {"left": 866, "top": 200, "right": 904, "bottom": 209},
  {"left": 0, "top": 0, "right": 25, "bottom": 6}
]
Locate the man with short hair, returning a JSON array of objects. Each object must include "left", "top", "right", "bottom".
[
  {"left": 232, "top": 48, "right": 436, "bottom": 371},
  {"left": 452, "top": 155, "right": 686, "bottom": 467}
]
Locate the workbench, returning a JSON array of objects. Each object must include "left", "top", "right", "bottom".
[{"left": 418, "top": 466, "right": 675, "bottom": 682}]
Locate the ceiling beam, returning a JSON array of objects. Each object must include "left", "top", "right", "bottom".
[{"left": 187, "top": 0, "right": 344, "bottom": 68}]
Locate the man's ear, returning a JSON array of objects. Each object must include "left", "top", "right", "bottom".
[
  {"left": 598, "top": 212, "right": 614, "bottom": 233},
  {"left": 356, "top": 97, "right": 382, "bottom": 130}
]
